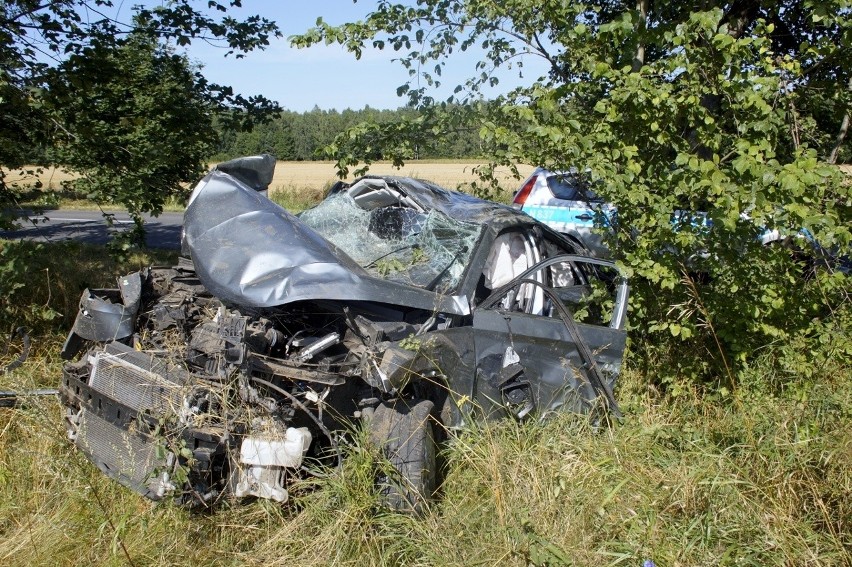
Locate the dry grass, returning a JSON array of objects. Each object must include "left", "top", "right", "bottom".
[
  {"left": 1, "top": 165, "right": 77, "bottom": 191},
  {"left": 266, "top": 160, "right": 533, "bottom": 193},
  {"left": 3, "top": 161, "right": 534, "bottom": 213},
  {"left": 268, "top": 160, "right": 533, "bottom": 210},
  {"left": 3, "top": 161, "right": 533, "bottom": 193},
  {"left": 6, "top": 161, "right": 849, "bottom": 195},
  {"left": 1, "top": 361, "right": 848, "bottom": 567}
]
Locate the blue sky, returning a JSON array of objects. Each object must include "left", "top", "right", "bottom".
[{"left": 155, "top": 1, "right": 550, "bottom": 112}]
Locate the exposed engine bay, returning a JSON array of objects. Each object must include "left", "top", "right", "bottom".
[{"left": 60, "top": 259, "right": 449, "bottom": 506}]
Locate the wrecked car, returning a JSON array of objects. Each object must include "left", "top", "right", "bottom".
[{"left": 59, "top": 156, "right": 628, "bottom": 512}]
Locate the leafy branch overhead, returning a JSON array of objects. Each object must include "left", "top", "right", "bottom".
[
  {"left": 292, "top": 0, "right": 852, "bottom": 383},
  {"left": 0, "top": 1, "right": 282, "bottom": 230}
]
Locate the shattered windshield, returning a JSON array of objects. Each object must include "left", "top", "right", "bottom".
[{"left": 300, "top": 193, "right": 482, "bottom": 293}]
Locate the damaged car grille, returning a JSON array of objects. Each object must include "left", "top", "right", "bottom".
[{"left": 88, "top": 344, "right": 188, "bottom": 413}]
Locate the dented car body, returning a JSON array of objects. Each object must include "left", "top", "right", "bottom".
[{"left": 59, "top": 156, "right": 628, "bottom": 510}]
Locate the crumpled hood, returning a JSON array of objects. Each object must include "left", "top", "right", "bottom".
[{"left": 183, "top": 169, "right": 470, "bottom": 315}]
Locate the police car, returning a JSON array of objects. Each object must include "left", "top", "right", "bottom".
[{"left": 512, "top": 168, "right": 614, "bottom": 258}]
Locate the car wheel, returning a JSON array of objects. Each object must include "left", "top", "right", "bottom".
[{"left": 368, "top": 398, "right": 436, "bottom": 514}]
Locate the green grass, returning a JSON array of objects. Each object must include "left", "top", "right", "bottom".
[
  {"left": 0, "top": 240, "right": 849, "bottom": 566},
  {"left": 268, "top": 183, "right": 329, "bottom": 213}
]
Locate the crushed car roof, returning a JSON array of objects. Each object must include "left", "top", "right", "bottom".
[
  {"left": 333, "top": 175, "right": 544, "bottom": 233},
  {"left": 183, "top": 165, "right": 547, "bottom": 313}
]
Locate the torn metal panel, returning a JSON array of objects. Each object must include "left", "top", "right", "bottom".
[
  {"left": 60, "top": 272, "right": 144, "bottom": 359},
  {"left": 213, "top": 153, "right": 276, "bottom": 193}
]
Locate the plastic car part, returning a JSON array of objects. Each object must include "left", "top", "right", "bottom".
[
  {"left": 234, "top": 426, "right": 312, "bottom": 503},
  {"left": 0, "top": 388, "right": 57, "bottom": 408},
  {"left": 511, "top": 176, "right": 536, "bottom": 207},
  {"left": 0, "top": 326, "right": 30, "bottom": 374},
  {"left": 482, "top": 231, "right": 544, "bottom": 314}
]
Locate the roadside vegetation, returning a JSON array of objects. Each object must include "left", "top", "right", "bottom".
[{"left": 0, "top": 237, "right": 849, "bottom": 566}]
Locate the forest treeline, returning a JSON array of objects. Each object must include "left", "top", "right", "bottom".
[{"left": 212, "top": 106, "right": 483, "bottom": 161}]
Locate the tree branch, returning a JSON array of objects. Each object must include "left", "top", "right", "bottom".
[{"left": 827, "top": 77, "right": 851, "bottom": 164}]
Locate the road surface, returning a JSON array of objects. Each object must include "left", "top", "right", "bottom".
[{"left": 0, "top": 209, "right": 183, "bottom": 249}]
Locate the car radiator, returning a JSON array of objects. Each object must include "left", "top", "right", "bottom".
[{"left": 64, "top": 342, "right": 200, "bottom": 500}]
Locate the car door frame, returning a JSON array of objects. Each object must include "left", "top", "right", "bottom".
[{"left": 470, "top": 254, "right": 628, "bottom": 420}]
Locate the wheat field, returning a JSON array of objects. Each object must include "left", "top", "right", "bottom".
[
  {"left": 268, "top": 160, "right": 534, "bottom": 190},
  {"left": 2, "top": 161, "right": 534, "bottom": 192},
  {"left": 2, "top": 161, "right": 533, "bottom": 211}
]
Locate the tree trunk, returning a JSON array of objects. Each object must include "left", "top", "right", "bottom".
[
  {"left": 827, "top": 78, "right": 851, "bottom": 164},
  {"left": 632, "top": 0, "right": 649, "bottom": 72}
]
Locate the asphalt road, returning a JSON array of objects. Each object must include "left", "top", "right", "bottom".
[{"left": 0, "top": 209, "right": 183, "bottom": 249}]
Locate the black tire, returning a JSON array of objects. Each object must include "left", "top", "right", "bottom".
[{"left": 368, "top": 399, "right": 436, "bottom": 514}]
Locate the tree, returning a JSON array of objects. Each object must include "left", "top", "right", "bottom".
[
  {"left": 293, "top": 1, "right": 852, "bottom": 386},
  {"left": 0, "top": 1, "right": 281, "bottom": 228},
  {"left": 42, "top": 31, "right": 218, "bottom": 245}
]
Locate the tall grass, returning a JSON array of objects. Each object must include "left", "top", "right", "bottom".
[
  {"left": 268, "top": 184, "right": 328, "bottom": 213},
  {"left": 0, "top": 240, "right": 849, "bottom": 566}
]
